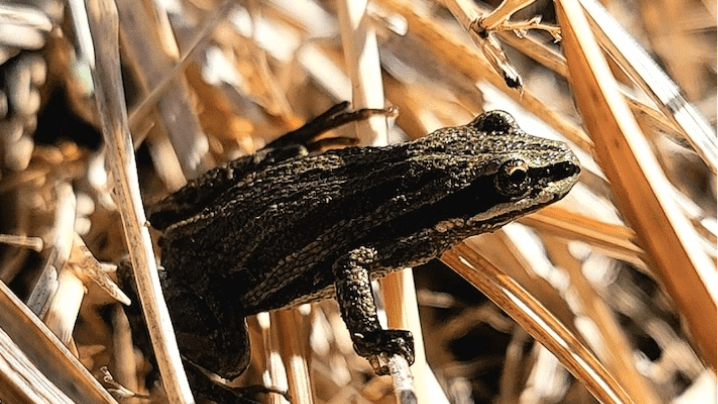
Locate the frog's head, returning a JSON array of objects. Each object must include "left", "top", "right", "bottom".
[{"left": 409, "top": 110, "right": 580, "bottom": 234}]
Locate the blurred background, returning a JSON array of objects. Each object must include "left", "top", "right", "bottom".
[{"left": 0, "top": 0, "right": 715, "bottom": 403}]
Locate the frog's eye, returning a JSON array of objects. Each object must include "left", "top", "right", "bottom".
[{"left": 494, "top": 159, "right": 530, "bottom": 197}]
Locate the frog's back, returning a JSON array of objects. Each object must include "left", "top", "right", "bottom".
[{"left": 156, "top": 140, "right": 457, "bottom": 314}]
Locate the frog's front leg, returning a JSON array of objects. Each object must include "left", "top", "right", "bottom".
[{"left": 333, "top": 247, "right": 415, "bottom": 375}]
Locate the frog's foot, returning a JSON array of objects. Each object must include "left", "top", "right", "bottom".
[
  {"left": 353, "top": 329, "right": 415, "bottom": 375},
  {"left": 264, "top": 101, "right": 397, "bottom": 151}
]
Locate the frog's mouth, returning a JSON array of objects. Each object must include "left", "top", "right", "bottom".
[{"left": 530, "top": 160, "right": 581, "bottom": 199}]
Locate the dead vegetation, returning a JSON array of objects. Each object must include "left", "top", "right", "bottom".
[{"left": 0, "top": 0, "right": 715, "bottom": 403}]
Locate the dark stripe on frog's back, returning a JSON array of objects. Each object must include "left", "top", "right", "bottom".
[
  {"left": 163, "top": 146, "right": 392, "bottom": 240},
  {"left": 159, "top": 147, "right": 380, "bottom": 268}
]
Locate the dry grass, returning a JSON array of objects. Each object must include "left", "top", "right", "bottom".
[{"left": 0, "top": 0, "right": 715, "bottom": 403}]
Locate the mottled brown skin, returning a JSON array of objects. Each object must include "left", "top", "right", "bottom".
[{"left": 122, "top": 103, "right": 580, "bottom": 403}]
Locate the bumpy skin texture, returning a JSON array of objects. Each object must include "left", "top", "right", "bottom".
[{"left": 128, "top": 103, "right": 580, "bottom": 402}]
